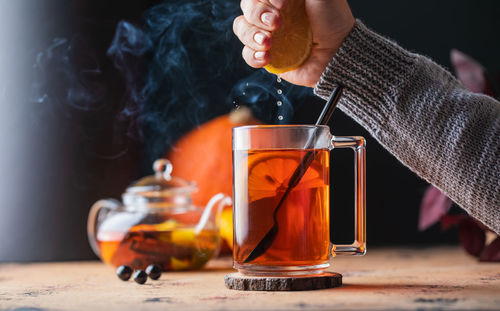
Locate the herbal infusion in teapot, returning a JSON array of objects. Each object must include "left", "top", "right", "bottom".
[
  {"left": 88, "top": 159, "right": 231, "bottom": 272},
  {"left": 97, "top": 220, "right": 219, "bottom": 271}
]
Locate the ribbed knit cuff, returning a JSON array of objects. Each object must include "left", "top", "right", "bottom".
[{"left": 314, "top": 20, "right": 418, "bottom": 136}]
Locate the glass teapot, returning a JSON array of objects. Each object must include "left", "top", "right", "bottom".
[{"left": 87, "top": 159, "right": 232, "bottom": 271}]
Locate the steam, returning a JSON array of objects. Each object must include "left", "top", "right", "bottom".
[
  {"left": 31, "top": 37, "right": 107, "bottom": 112},
  {"left": 32, "top": 0, "right": 313, "bottom": 165},
  {"left": 30, "top": 35, "right": 130, "bottom": 160}
]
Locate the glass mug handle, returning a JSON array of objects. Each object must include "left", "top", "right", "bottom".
[
  {"left": 329, "top": 135, "right": 366, "bottom": 256},
  {"left": 87, "top": 199, "right": 121, "bottom": 258}
]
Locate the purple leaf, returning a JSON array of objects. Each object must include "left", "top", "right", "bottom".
[
  {"left": 440, "top": 214, "right": 466, "bottom": 231},
  {"left": 479, "top": 236, "right": 500, "bottom": 262},
  {"left": 418, "top": 185, "right": 453, "bottom": 231},
  {"left": 450, "top": 49, "right": 494, "bottom": 96},
  {"left": 458, "top": 218, "right": 486, "bottom": 257}
]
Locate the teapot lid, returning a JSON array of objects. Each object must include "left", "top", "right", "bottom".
[{"left": 123, "top": 159, "right": 197, "bottom": 208}]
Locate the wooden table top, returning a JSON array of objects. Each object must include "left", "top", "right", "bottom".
[{"left": 1, "top": 247, "right": 499, "bottom": 310}]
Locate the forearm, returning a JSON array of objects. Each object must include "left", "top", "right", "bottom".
[{"left": 315, "top": 20, "right": 500, "bottom": 234}]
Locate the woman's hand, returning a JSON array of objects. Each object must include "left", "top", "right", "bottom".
[{"left": 233, "top": 0, "right": 355, "bottom": 87}]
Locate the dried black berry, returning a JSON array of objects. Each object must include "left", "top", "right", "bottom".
[
  {"left": 146, "top": 264, "right": 162, "bottom": 280},
  {"left": 116, "top": 265, "right": 132, "bottom": 281},
  {"left": 133, "top": 270, "right": 147, "bottom": 284}
]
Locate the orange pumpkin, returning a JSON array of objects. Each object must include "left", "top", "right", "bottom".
[{"left": 166, "top": 107, "right": 261, "bottom": 251}]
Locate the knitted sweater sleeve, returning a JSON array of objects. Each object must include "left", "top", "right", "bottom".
[{"left": 314, "top": 20, "right": 500, "bottom": 234}]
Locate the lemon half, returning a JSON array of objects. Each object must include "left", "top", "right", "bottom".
[{"left": 264, "top": 0, "right": 312, "bottom": 74}]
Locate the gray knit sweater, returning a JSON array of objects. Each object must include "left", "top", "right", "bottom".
[{"left": 314, "top": 20, "right": 500, "bottom": 234}]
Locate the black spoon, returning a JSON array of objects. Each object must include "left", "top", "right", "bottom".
[{"left": 243, "top": 85, "right": 345, "bottom": 263}]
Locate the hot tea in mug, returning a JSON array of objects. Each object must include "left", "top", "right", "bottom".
[{"left": 232, "top": 125, "right": 366, "bottom": 276}]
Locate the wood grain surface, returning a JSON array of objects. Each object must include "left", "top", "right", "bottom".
[{"left": 1, "top": 247, "right": 499, "bottom": 310}]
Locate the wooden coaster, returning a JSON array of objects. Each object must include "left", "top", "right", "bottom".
[{"left": 224, "top": 272, "right": 342, "bottom": 291}]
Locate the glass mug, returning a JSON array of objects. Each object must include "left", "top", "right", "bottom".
[{"left": 232, "top": 125, "right": 366, "bottom": 276}]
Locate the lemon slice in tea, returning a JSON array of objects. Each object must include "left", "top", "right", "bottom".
[
  {"left": 246, "top": 150, "right": 324, "bottom": 202},
  {"left": 264, "top": 0, "right": 313, "bottom": 74},
  {"left": 171, "top": 228, "right": 197, "bottom": 247},
  {"left": 171, "top": 257, "right": 191, "bottom": 270}
]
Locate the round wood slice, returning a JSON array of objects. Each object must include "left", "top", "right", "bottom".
[{"left": 224, "top": 272, "right": 342, "bottom": 291}]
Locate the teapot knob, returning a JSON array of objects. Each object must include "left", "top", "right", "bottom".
[{"left": 153, "top": 158, "right": 173, "bottom": 181}]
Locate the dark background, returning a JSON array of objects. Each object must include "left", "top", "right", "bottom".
[{"left": 0, "top": 0, "right": 498, "bottom": 261}]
